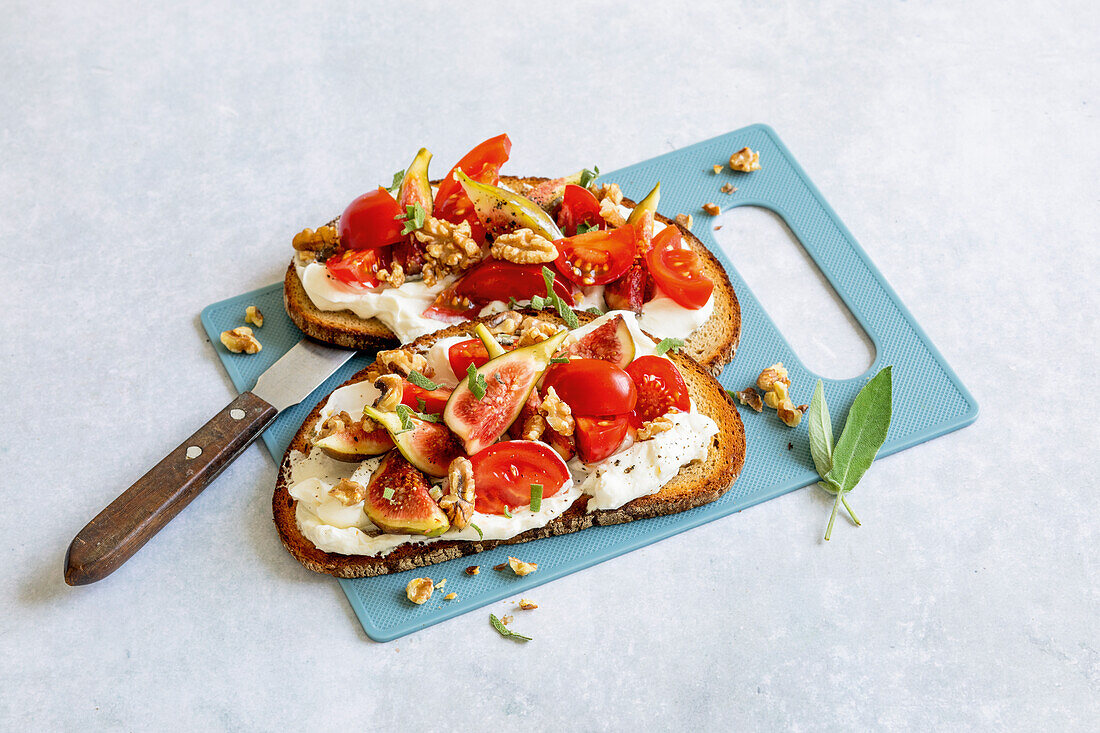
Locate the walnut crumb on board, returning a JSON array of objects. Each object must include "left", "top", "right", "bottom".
[
  {"left": 444, "top": 593, "right": 457, "bottom": 601},
  {"left": 519, "top": 599, "right": 538, "bottom": 610},
  {"left": 729, "top": 147, "right": 761, "bottom": 172},
  {"left": 721, "top": 183, "right": 736, "bottom": 194},
  {"left": 734, "top": 388, "right": 764, "bottom": 413},
  {"left": 675, "top": 214, "right": 693, "bottom": 228},
  {"left": 220, "top": 327, "right": 261, "bottom": 354},
  {"left": 712, "top": 164, "right": 723, "bottom": 174},
  {"left": 465, "top": 565, "right": 480, "bottom": 576},
  {"left": 702, "top": 203, "right": 721, "bottom": 216},
  {"left": 508, "top": 557, "right": 538, "bottom": 576},
  {"left": 244, "top": 305, "right": 263, "bottom": 327},
  {"left": 406, "top": 578, "right": 433, "bottom": 605}
]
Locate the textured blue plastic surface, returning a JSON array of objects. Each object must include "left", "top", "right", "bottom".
[{"left": 200, "top": 124, "right": 978, "bottom": 642}]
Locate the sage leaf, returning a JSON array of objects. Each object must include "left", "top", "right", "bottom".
[
  {"left": 807, "top": 380, "right": 834, "bottom": 479},
  {"left": 824, "top": 367, "right": 893, "bottom": 494}
]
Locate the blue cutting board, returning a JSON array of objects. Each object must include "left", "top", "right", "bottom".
[{"left": 200, "top": 124, "right": 978, "bottom": 642}]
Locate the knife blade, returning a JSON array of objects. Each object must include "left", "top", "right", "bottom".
[{"left": 64, "top": 338, "right": 354, "bottom": 586}]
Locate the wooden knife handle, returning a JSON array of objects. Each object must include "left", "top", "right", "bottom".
[{"left": 65, "top": 391, "right": 278, "bottom": 586}]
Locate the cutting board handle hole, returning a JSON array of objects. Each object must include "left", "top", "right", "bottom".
[{"left": 712, "top": 206, "right": 875, "bottom": 378}]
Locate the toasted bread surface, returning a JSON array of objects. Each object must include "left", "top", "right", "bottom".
[
  {"left": 283, "top": 176, "right": 740, "bottom": 372},
  {"left": 272, "top": 310, "right": 746, "bottom": 578}
]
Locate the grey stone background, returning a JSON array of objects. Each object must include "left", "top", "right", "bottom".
[{"left": 2, "top": 1, "right": 1096, "bottom": 729}]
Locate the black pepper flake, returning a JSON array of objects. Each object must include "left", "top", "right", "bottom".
[
  {"left": 787, "top": 443, "right": 793, "bottom": 450},
  {"left": 624, "top": 466, "right": 634, "bottom": 474}
]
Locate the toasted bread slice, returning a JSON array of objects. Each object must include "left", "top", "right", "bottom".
[
  {"left": 284, "top": 176, "right": 741, "bottom": 373},
  {"left": 273, "top": 310, "right": 746, "bottom": 578}
]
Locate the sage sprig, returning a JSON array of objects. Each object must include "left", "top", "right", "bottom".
[{"left": 807, "top": 367, "right": 893, "bottom": 541}]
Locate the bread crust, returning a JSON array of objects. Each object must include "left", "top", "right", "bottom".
[
  {"left": 272, "top": 310, "right": 746, "bottom": 578},
  {"left": 283, "top": 176, "right": 741, "bottom": 373}
]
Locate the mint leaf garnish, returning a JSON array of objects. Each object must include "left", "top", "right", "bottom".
[
  {"left": 395, "top": 203, "right": 426, "bottom": 235},
  {"left": 385, "top": 169, "right": 404, "bottom": 195}
]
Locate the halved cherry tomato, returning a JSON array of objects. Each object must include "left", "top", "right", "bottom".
[
  {"left": 644, "top": 225, "right": 714, "bottom": 309},
  {"left": 625, "top": 355, "right": 690, "bottom": 426},
  {"left": 470, "top": 440, "right": 570, "bottom": 515},
  {"left": 433, "top": 134, "right": 512, "bottom": 242},
  {"left": 541, "top": 359, "right": 637, "bottom": 416},
  {"left": 326, "top": 247, "right": 391, "bottom": 287},
  {"left": 557, "top": 184, "right": 602, "bottom": 237},
  {"left": 338, "top": 187, "right": 406, "bottom": 251},
  {"left": 446, "top": 338, "right": 516, "bottom": 379},
  {"left": 554, "top": 225, "right": 636, "bottom": 287},
  {"left": 400, "top": 382, "right": 452, "bottom": 415},
  {"left": 424, "top": 259, "right": 578, "bottom": 323},
  {"left": 574, "top": 415, "right": 631, "bottom": 463}
]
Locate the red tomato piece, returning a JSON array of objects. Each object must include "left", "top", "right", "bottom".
[
  {"left": 470, "top": 440, "right": 570, "bottom": 515},
  {"left": 574, "top": 415, "right": 631, "bottom": 463},
  {"left": 338, "top": 187, "right": 406, "bottom": 251},
  {"left": 625, "top": 355, "right": 691, "bottom": 426},
  {"left": 541, "top": 359, "right": 637, "bottom": 416},
  {"left": 644, "top": 226, "right": 714, "bottom": 309},
  {"left": 433, "top": 134, "right": 512, "bottom": 242},
  {"left": 400, "top": 382, "right": 452, "bottom": 415},
  {"left": 325, "top": 247, "right": 391, "bottom": 287},
  {"left": 554, "top": 226, "right": 636, "bottom": 287},
  {"left": 423, "top": 260, "right": 578, "bottom": 323},
  {"left": 557, "top": 184, "right": 602, "bottom": 237},
  {"left": 447, "top": 338, "right": 514, "bottom": 379}
]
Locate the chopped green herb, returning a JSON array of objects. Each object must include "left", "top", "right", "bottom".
[
  {"left": 586, "top": 306, "right": 604, "bottom": 316},
  {"left": 541, "top": 266, "right": 580, "bottom": 328},
  {"left": 550, "top": 357, "right": 570, "bottom": 364},
  {"left": 394, "top": 404, "right": 414, "bottom": 432},
  {"left": 555, "top": 296, "right": 580, "bottom": 329},
  {"left": 490, "top": 613, "right": 531, "bottom": 642},
  {"left": 466, "top": 364, "right": 487, "bottom": 400},
  {"left": 529, "top": 295, "right": 547, "bottom": 310},
  {"left": 655, "top": 338, "right": 685, "bottom": 355},
  {"left": 382, "top": 487, "right": 395, "bottom": 501},
  {"left": 417, "top": 397, "right": 427, "bottom": 413},
  {"left": 469, "top": 522, "right": 483, "bottom": 539},
  {"left": 502, "top": 506, "right": 512, "bottom": 518},
  {"left": 529, "top": 484, "right": 543, "bottom": 512},
  {"left": 395, "top": 203, "right": 426, "bottom": 235},
  {"left": 578, "top": 166, "right": 600, "bottom": 189},
  {"left": 507, "top": 296, "right": 521, "bottom": 309},
  {"left": 416, "top": 411, "right": 441, "bottom": 423},
  {"left": 575, "top": 222, "right": 599, "bottom": 236},
  {"left": 407, "top": 370, "right": 440, "bottom": 391},
  {"left": 385, "top": 169, "right": 404, "bottom": 195}
]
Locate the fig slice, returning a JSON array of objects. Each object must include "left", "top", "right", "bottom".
[
  {"left": 363, "top": 406, "right": 465, "bottom": 478},
  {"left": 565, "top": 314, "right": 635, "bottom": 369},
  {"left": 364, "top": 451, "right": 449, "bottom": 536},
  {"left": 314, "top": 424, "right": 394, "bottom": 462},
  {"left": 444, "top": 330, "right": 569, "bottom": 455}
]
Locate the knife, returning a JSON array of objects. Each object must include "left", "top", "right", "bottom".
[{"left": 64, "top": 338, "right": 354, "bottom": 586}]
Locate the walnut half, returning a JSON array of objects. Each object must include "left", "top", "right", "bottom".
[
  {"left": 220, "top": 327, "right": 261, "bottom": 354},
  {"left": 729, "top": 147, "right": 761, "bottom": 172},
  {"left": 245, "top": 305, "right": 263, "bottom": 328},
  {"left": 539, "top": 387, "right": 574, "bottom": 436},
  {"left": 490, "top": 228, "right": 557, "bottom": 264}
]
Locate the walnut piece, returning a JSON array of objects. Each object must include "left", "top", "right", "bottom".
[
  {"left": 373, "top": 373, "right": 405, "bottom": 412},
  {"left": 245, "top": 305, "right": 263, "bottom": 328},
  {"left": 377, "top": 349, "right": 432, "bottom": 379},
  {"left": 702, "top": 202, "right": 721, "bottom": 216},
  {"left": 721, "top": 183, "right": 736, "bottom": 194},
  {"left": 729, "top": 147, "right": 761, "bottom": 172},
  {"left": 518, "top": 599, "right": 538, "bottom": 610},
  {"left": 521, "top": 409, "right": 547, "bottom": 441},
  {"left": 490, "top": 228, "right": 557, "bottom": 264},
  {"left": 489, "top": 310, "right": 524, "bottom": 335},
  {"left": 444, "top": 593, "right": 457, "bottom": 601},
  {"left": 330, "top": 478, "right": 367, "bottom": 507},
  {"left": 439, "top": 457, "right": 476, "bottom": 530},
  {"left": 376, "top": 262, "right": 405, "bottom": 289},
  {"left": 675, "top": 214, "right": 693, "bottom": 229},
  {"left": 501, "top": 614, "right": 514, "bottom": 625},
  {"left": 406, "top": 577, "right": 434, "bottom": 605},
  {"left": 414, "top": 217, "right": 483, "bottom": 286},
  {"left": 754, "top": 363, "right": 804, "bottom": 427},
  {"left": 539, "top": 387, "right": 575, "bottom": 436},
  {"left": 637, "top": 414, "right": 675, "bottom": 441},
  {"left": 593, "top": 182, "right": 623, "bottom": 205},
  {"left": 465, "top": 565, "right": 480, "bottom": 576},
  {"left": 517, "top": 316, "right": 561, "bottom": 347},
  {"left": 734, "top": 388, "right": 764, "bottom": 413},
  {"left": 508, "top": 557, "right": 538, "bottom": 576},
  {"left": 434, "top": 579, "right": 447, "bottom": 589},
  {"left": 712, "top": 164, "right": 723, "bottom": 174},
  {"left": 292, "top": 224, "right": 339, "bottom": 253},
  {"left": 599, "top": 196, "right": 627, "bottom": 228},
  {"left": 220, "top": 327, "right": 261, "bottom": 354}
]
